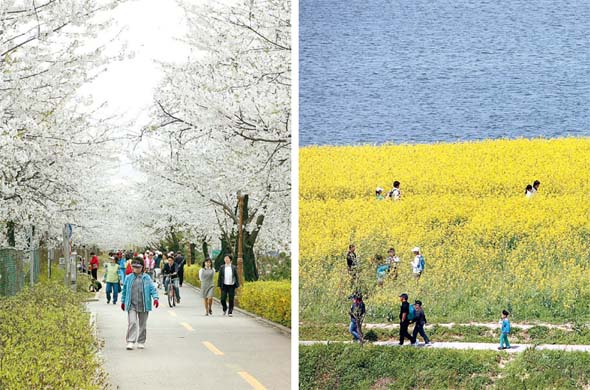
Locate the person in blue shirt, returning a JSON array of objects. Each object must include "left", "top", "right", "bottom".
[{"left": 498, "top": 309, "right": 511, "bottom": 350}]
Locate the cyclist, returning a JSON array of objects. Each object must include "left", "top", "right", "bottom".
[{"left": 162, "top": 255, "right": 180, "bottom": 303}]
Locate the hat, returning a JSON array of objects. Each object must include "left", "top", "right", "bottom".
[
  {"left": 412, "top": 247, "right": 420, "bottom": 252},
  {"left": 376, "top": 187, "right": 383, "bottom": 192},
  {"left": 414, "top": 300, "right": 422, "bottom": 305},
  {"left": 399, "top": 293, "right": 408, "bottom": 299}
]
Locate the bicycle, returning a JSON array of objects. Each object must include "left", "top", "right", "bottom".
[{"left": 164, "top": 274, "right": 180, "bottom": 307}]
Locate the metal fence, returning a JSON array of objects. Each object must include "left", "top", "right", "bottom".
[{"left": 0, "top": 248, "right": 41, "bottom": 297}]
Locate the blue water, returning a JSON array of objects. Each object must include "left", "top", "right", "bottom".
[{"left": 300, "top": 0, "right": 590, "bottom": 146}]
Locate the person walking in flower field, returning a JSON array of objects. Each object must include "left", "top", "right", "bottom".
[
  {"left": 411, "top": 247, "right": 425, "bottom": 281},
  {"left": 385, "top": 247, "right": 400, "bottom": 279},
  {"left": 498, "top": 309, "right": 511, "bottom": 350},
  {"left": 532, "top": 180, "right": 540, "bottom": 195},
  {"left": 387, "top": 180, "right": 402, "bottom": 200},
  {"left": 375, "top": 187, "right": 385, "bottom": 200}
]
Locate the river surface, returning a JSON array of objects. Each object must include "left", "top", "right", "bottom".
[{"left": 300, "top": 0, "right": 590, "bottom": 146}]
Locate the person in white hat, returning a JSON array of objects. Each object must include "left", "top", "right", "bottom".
[
  {"left": 411, "top": 247, "right": 425, "bottom": 281},
  {"left": 375, "top": 187, "right": 384, "bottom": 200}
]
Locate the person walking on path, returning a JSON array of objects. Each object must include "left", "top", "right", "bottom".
[
  {"left": 175, "top": 251, "right": 185, "bottom": 287},
  {"left": 121, "top": 258, "right": 159, "bottom": 350},
  {"left": 349, "top": 292, "right": 366, "bottom": 344},
  {"left": 162, "top": 255, "right": 180, "bottom": 302},
  {"left": 199, "top": 258, "right": 215, "bottom": 316},
  {"left": 124, "top": 252, "right": 134, "bottom": 278},
  {"left": 412, "top": 300, "right": 431, "bottom": 345},
  {"left": 411, "top": 247, "right": 425, "bottom": 282},
  {"left": 399, "top": 293, "right": 417, "bottom": 345},
  {"left": 117, "top": 252, "right": 125, "bottom": 285},
  {"left": 103, "top": 256, "right": 120, "bottom": 305},
  {"left": 218, "top": 255, "right": 239, "bottom": 316},
  {"left": 144, "top": 252, "right": 155, "bottom": 281},
  {"left": 499, "top": 310, "right": 511, "bottom": 350},
  {"left": 89, "top": 252, "right": 99, "bottom": 280}
]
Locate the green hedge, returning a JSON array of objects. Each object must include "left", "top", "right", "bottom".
[
  {"left": 184, "top": 265, "right": 291, "bottom": 327},
  {"left": 0, "top": 281, "right": 106, "bottom": 389}
]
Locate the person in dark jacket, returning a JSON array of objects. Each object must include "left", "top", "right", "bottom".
[
  {"left": 162, "top": 256, "right": 180, "bottom": 302},
  {"left": 217, "top": 254, "right": 240, "bottom": 316},
  {"left": 349, "top": 292, "right": 366, "bottom": 344},
  {"left": 412, "top": 300, "right": 431, "bottom": 345},
  {"left": 399, "top": 293, "right": 417, "bottom": 345},
  {"left": 346, "top": 245, "right": 358, "bottom": 271},
  {"left": 174, "top": 252, "right": 185, "bottom": 287}
]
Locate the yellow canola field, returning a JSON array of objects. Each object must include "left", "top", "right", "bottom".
[{"left": 300, "top": 138, "right": 590, "bottom": 323}]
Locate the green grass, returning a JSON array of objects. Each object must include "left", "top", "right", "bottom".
[
  {"left": 497, "top": 349, "right": 590, "bottom": 389},
  {"left": 0, "top": 281, "right": 107, "bottom": 389},
  {"left": 300, "top": 344, "right": 590, "bottom": 389},
  {"left": 301, "top": 323, "right": 590, "bottom": 345},
  {"left": 300, "top": 344, "right": 500, "bottom": 390}
]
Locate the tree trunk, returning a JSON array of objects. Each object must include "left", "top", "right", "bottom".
[{"left": 7, "top": 221, "right": 16, "bottom": 247}]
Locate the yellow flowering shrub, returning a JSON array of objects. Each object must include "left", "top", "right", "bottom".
[
  {"left": 300, "top": 138, "right": 590, "bottom": 323},
  {"left": 184, "top": 265, "right": 291, "bottom": 326},
  {"left": 240, "top": 281, "right": 291, "bottom": 327}
]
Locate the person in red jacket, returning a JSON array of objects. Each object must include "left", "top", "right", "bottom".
[{"left": 89, "top": 252, "right": 99, "bottom": 280}]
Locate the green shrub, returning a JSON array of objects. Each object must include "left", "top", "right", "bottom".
[{"left": 0, "top": 281, "right": 107, "bottom": 389}]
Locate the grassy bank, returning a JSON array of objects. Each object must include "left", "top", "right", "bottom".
[
  {"left": 300, "top": 344, "right": 590, "bottom": 389},
  {"left": 300, "top": 138, "right": 590, "bottom": 325},
  {"left": 0, "top": 281, "right": 107, "bottom": 389}
]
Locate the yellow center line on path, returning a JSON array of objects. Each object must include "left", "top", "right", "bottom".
[
  {"left": 238, "top": 371, "right": 266, "bottom": 390},
  {"left": 180, "top": 322, "right": 194, "bottom": 331},
  {"left": 168, "top": 311, "right": 177, "bottom": 317},
  {"left": 203, "top": 341, "right": 224, "bottom": 356}
]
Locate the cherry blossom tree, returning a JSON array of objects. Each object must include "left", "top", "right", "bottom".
[
  {"left": 0, "top": 0, "right": 127, "bottom": 249},
  {"left": 137, "top": 0, "right": 291, "bottom": 277}
]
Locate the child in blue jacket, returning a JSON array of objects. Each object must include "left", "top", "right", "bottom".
[{"left": 498, "top": 309, "right": 511, "bottom": 350}]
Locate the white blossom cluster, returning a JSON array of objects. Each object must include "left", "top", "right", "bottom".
[
  {"left": 136, "top": 0, "right": 291, "bottom": 253},
  {"left": 0, "top": 0, "right": 125, "bottom": 249}
]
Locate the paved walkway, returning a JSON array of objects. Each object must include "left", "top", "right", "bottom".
[
  {"left": 87, "top": 282, "right": 290, "bottom": 389},
  {"left": 300, "top": 340, "right": 590, "bottom": 353}
]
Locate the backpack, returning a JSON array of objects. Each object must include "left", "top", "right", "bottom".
[
  {"left": 419, "top": 255, "right": 425, "bottom": 271},
  {"left": 407, "top": 303, "right": 416, "bottom": 322}
]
